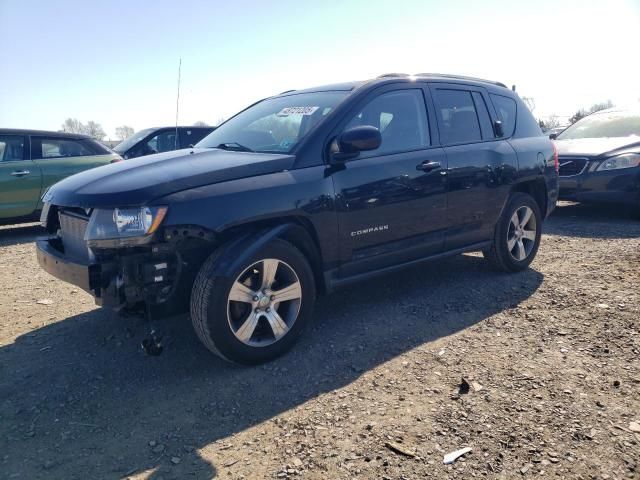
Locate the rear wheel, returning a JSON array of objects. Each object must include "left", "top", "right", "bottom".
[
  {"left": 483, "top": 192, "right": 542, "bottom": 272},
  {"left": 190, "top": 238, "right": 316, "bottom": 364}
]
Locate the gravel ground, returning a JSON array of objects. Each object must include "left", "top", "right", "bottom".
[{"left": 0, "top": 202, "right": 639, "bottom": 480}]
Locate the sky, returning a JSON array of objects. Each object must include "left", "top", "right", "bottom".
[{"left": 1, "top": 0, "right": 639, "bottom": 139}]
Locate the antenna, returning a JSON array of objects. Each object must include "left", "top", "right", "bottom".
[{"left": 174, "top": 57, "right": 182, "bottom": 150}]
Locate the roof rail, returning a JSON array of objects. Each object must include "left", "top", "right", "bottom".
[
  {"left": 377, "top": 73, "right": 411, "bottom": 78},
  {"left": 415, "top": 73, "right": 507, "bottom": 88},
  {"left": 279, "top": 89, "right": 296, "bottom": 95}
]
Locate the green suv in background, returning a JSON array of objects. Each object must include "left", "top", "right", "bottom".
[{"left": 0, "top": 129, "right": 121, "bottom": 224}]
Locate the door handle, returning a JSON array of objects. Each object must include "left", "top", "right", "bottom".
[
  {"left": 10, "top": 170, "right": 30, "bottom": 177},
  {"left": 416, "top": 161, "right": 441, "bottom": 172}
]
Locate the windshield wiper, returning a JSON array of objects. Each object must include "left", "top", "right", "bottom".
[{"left": 215, "top": 142, "right": 254, "bottom": 152}]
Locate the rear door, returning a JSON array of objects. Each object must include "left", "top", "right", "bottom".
[
  {"left": 330, "top": 85, "right": 448, "bottom": 277},
  {"left": 0, "top": 134, "right": 42, "bottom": 220},
  {"left": 430, "top": 83, "right": 518, "bottom": 249}
]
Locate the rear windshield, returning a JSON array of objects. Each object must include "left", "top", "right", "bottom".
[
  {"left": 113, "top": 128, "right": 155, "bottom": 153},
  {"left": 197, "top": 91, "right": 349, "bottom": 153},
  {"left": 558, "top": 110, "right": 640, "bottom": 139}
]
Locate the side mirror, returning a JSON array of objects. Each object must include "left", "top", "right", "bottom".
[
  {"left": 549, "top": 133, "right": 557, "bottom": 140},
  {"left": 493, "top": 120, "right": 504, "bottom": 137},
  {"left": 333, "top": 126, "right": 382, "bottom": 161}
]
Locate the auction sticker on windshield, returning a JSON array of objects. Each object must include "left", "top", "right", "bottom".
[{"left": 277, "top": 106, "right": 319, "bottom": 116}]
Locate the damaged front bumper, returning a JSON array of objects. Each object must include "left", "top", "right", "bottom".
[{"left": 36, "top": 236, "right": 177, "bottom": 309}]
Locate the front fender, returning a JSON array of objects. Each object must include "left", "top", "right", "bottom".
[{"left": 210, "top": 224, "right": 291, "bottom": 278}]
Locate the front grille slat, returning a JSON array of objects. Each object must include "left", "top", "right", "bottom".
[
  {"left": 58, "top": 211, "right": 90, "bottom": 262},
  {"left": 558, "top": 157, "right": 588, "bottom": 177}
]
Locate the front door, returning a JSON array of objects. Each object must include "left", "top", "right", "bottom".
[
  {"left": 330, "top": 86, "right": 448, "bottom": 277},
  {"left": 0, "top": 134, "right": 42, "bottom": 220}
]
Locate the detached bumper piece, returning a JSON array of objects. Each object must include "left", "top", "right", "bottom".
[{"left": 36, "top": 239, "right": 98, "bottom": 293}]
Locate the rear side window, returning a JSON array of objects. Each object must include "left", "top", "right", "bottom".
[
  {"left": 472, "top": 92, "right": 495, "bottom": 139},
  {"left": 490, "top": 94, "right": 517, "bottom": 137},
  {"left": 0, "top": 135, "right": 25, "bottom": 161},
  {"left": 34, "top": 138, "right": 94, "bottom": 159},
  {"left": 432, "top": 89, "right": 482, "bottom": 145}
]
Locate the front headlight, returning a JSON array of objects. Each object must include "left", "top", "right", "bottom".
[
  {"left": 85, "top": 206, "right": 168, "bottom": 247},
  {"left": 596, "top": 153, "right": 640, "bottom": 171}
]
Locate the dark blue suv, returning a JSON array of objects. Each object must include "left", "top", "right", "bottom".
[{"left": 37, "top": 73, "right": 559, "bottom": 364}]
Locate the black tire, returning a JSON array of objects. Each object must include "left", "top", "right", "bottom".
[
  {"left": 190, "top": 238, "right": 316, "bottom": 364},
  {"left": 483, "top": 192, "right": 542, "bottom": 272}
]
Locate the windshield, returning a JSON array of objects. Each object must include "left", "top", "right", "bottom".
[
  {"left": 197, "top": 91, "right": 349, "bottom": 153},
  {"left": 557, "top": 110, "right": 640, "bottom": 140},
  {"left": 113, "top": 128, "right": 155, "bottom": 153}
]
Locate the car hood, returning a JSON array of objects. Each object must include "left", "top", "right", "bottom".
[
  {"left": 555, "top": 136, "right": 640, "bottom": 157},
  {"left": 44, "top": 148, "right": 295, "bottom": 208}
]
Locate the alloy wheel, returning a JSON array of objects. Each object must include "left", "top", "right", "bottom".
[
  {"left": 507, "top": 206, "right": 537, "bottom": 261},
  {"left": 227, "top": 258, "right": 302, "bottom": 347}
]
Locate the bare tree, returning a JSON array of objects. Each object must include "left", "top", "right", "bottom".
[
  {"left": 588, "top": 100, "right": 613, "bottom": 114},
  {"left": 215, "top": 117, "right": 226, "bottom": 126},
  {"left": 569, "top": 100, "right": 614, "bottom": 124},
  {"left": 83, "top": 121, "right": 106, "bottom": 141},
  {"left": 545, "top": 115, "right": 561, "bottom": 129},
  {"left": 521, "top": 97, "right": 536, "bottom": 114},
  {"left": 193, "top": 121, "right": 209, "bottom": 127},
  {"left": 115, "top": 125, "right": 134, "bottom": 140},
  {"left": 61, "top": 118, "right": 85, "bottom": 134}
]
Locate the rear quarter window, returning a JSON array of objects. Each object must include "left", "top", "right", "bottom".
[{"left": 490, "top": 94, "right": 517, "bottom": 137}]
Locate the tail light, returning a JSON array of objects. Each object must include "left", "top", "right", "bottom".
[{"left": 551, "top": 142, "right": 559, "bottom": 173}]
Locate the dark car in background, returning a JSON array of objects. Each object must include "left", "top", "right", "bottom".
[
  {"left": 556, "top": 107, "right": 640, "bottom": 213},
  {"left": 0, "top": 129, "right": 120, "bottom": 224},
  {"left": 113, "top": 126, "right": 215, "bottom": 159}
]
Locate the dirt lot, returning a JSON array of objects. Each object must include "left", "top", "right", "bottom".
[{"left": 0, "top": 202, "right": 638, "bottom": 480}]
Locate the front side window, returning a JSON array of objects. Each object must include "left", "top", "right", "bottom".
[
  {"left": 343, "top": 89, "right": 430, "bottom": 157},
  {"left": 113, "top": 128, "right": 154, "bottom": 154},
  {"left": 557, "top": 110, "right": 640, "bottom": 140},
  {"left": 146, "top": 130, "right": 178, "bottom": 154},
  {"left": 433, "top": 89, "right": 482, "bottom": 145},
  {"left": 0, "top": 135, "right": 25, "bottom": 161},
  {"left": 490, "top": 94, "right": 517, "bottom": 137},
  {"left": 37, "top": 138, "right": 93, "bottom": 159},
  {"left": 197, "top": 91, "right": 348, "bottom": 153}
]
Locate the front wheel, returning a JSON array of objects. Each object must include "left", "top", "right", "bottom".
[
  {"left": 190, "top": 238, "right": 316, "bottom": 364},
  {"left": 483, "top": 192, "right": 542, "bottom": 272}
]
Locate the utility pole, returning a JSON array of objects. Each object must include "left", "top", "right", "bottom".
[{"left": 175, "top": 58, "right": 182, "bottom": 150}]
